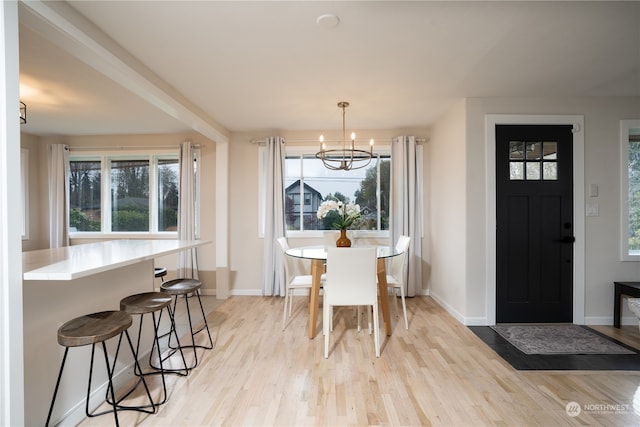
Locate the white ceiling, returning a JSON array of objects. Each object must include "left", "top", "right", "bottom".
[{"left": 17, "top": 1, "right": 640, "bottom": 139}]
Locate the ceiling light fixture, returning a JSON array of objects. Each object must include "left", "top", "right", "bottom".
[
  {"left": 316, "top": 14, "right": 340, "bottom": 28},
  {"left": 20, "top": 101, "right": 26, "bottom": 124},
  {"left": 316, "top": 102, "right": 374, "bottom": 171}
]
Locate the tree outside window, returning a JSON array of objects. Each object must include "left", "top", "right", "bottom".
[
  {"left": 69, "top": 153, "right": 183, "bottom": 234},
  {"left": 70, "top": 160, "right": 102, "bottom": 231},
  {"left": 284, "top": 155, "right": 390, "bottom": 231}
]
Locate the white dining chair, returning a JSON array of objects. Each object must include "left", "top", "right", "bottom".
[
  {"left": 323, "top": 247, "right": 379, "bottom": 358},
  {"left": 277, "top": 237, "right": 314, "bottom": 331},
  {"left": 383, "top": 235, "right": 411, "bottom": 330},
  {"left": 323, "top": 230, "right": 339, "bottom": 248}
]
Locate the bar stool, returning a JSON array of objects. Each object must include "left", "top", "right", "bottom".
[
  {"left": 160, "top": 278, "right": 213, "bottom": 370},
  {"left": 154, "top": 267, "right": 167, "bottom": 287},
  {"left": 110, "top": 292, "right": 189, "bottom": 409},
  {"left": 45, "top": 311, "right": 156, "bottom": 427}
]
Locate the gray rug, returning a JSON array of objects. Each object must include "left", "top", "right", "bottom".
[{"left": 491, "top": 324, "right": 636, "bottom": 355}]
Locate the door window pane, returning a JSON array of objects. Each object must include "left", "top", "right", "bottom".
[
  {"left": 510, "top": 162, "right": 524, "bottom": 180},
  {"left": 543, "top": 142, "right": 558, "bottom": 160},
  {"left": 509, "top": 141, "right": 524, "bottom": 160},
  {"left": 543, "top": 163, "right": 558, "bottom": 180},
  {"left": 526, "top": 142, "right": 542, "bottom": 160},
  {"left": 526, "top": 162, "right": 540, "bottom": 180},
  {"left": 509, "top": 140, "right": 559, "bottom": 181}
]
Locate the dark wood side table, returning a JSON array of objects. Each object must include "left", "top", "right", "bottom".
[{"left": 613, "top": 282, "right": 640, "bottom": 328}]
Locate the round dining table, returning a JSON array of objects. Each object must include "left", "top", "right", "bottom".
[{"left": 285, "top": 245, "right": 401, "bottom": 339}]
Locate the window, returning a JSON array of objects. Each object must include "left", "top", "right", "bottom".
[
  {"left": 283, "top": 147, "right": 390, "bottom": 234},
  {"left": 69, "top": 150, "right": 194, "bottom": 236},
  {"left": 621, "top": 119, "right": 640, "bottom": 260},
  {"left": 508, "top": 140, "right": 558, "bottom": 180}
]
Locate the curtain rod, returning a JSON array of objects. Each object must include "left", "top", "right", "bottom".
[
  {"left": 249, "top": 137, "right": 427, "bottom": 145},
  {"left": 68, "top": 144, "right": 201, "bottom": 152}
]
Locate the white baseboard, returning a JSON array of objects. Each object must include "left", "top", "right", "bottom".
[
  {"left": 231, "top": 289, "right": 264, "bottom": 296},
  {"left": 228, "top": 288, "right": 432, "bottom": 298},
  {"left": 585, "top": 315, "right": 638, "bottom": 326},
  {"left": 429, "top": 292, "right": 467, "bottom": 325}
]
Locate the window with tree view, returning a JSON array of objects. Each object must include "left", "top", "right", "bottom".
[
  {"left": 284, "top": 154, "right": 390, "bottom": 232},
  {"left": 624, "top": 120, "right": 640, "bottom": 258},
  {"left": 70, "top": 153, "right": 183, "bottom": 234}
]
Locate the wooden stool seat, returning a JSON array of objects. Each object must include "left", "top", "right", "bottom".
[
  {"left": 154, "top": 267, "right": 167, "bottom": 279},
  {"left": 161, "top": 278, "right": 202, "bottom": 295},
  {"left": 57, "top": 311, "right": 132, "bottom": 348},
  {"left": 120, "top": 292, "right": 172, "bottom": 315}
]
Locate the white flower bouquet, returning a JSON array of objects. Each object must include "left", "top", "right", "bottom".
[{"left": 317, "top": 200, "right": 361, "bottom": 230}]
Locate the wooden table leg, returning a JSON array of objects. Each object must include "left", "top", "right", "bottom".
[
  {"left": 308, "top": 259, "right": 323, "bottom": 339},
  {"left": 377, "top": 258, "right": 392, "bottom": 336}
]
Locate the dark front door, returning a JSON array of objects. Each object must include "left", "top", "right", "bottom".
[{"left": 496, "top": 124, "right": 574, "bottom": 323}]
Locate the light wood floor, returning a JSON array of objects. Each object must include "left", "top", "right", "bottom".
[{"left": 78, "top": 296, "right": 640, "bottom": 426}]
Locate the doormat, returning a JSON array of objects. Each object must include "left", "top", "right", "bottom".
[
  {"left": 491, "top": 324, "right": 635, "bottom": 355},
  {"left": 469, "top": 325, "right": 640, "bottom": 371}
]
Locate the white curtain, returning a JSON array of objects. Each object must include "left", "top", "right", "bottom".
[
  {"left": 391, "top": 136, "right": 423, "bottom": 297},
  {"left": 262, "top": 137, "right": 286, "bottom": 296},
  {"left": 177, "top": 141, "right": 199, "bottom": 279},
  {"left": 48, "top": 144, "right": 69, "bottom": 248}
]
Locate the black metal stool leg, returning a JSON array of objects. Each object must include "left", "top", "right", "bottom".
[
  {"left": 159, "top": 279, "right": 214, "bottom": 371},
  {"left": 149, "top": 304, "right": 189, "bottom": 375},
  {"left": 45, "top": 347, "right": 69, "bottom": 427},
  {"left": 103, "top": 341, "right": 121, "bottom": 427},
  {"left": 194, "top": 290, "right": 214, "bottom": 350},
  {"left": 104, "top": 329, "right": 157, "bottom": 413},
  {"left": 86, "top": 341, "right": 122, "bottom": 425},
  {"left": 123, "top": 330, "right": 156, "bottom": 412}
]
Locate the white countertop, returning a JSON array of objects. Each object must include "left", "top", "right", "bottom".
[{"left": 23, "top": 239, "right": 210, "bottom": 281}]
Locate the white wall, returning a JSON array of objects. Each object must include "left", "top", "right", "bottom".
[
  {"left": 228, "top": 128, "right": 430, "bottom": 295},
  {"left": 428, "top": 100, "right": 468, "bottom": 322},
  {"left": 463, "top": 96, "right": 640, "bottom": 325},
  {"left": 20, "top": 133, "right": 46, "bottom": 251}
]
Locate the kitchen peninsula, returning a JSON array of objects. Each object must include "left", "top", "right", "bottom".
[{"left": 22, "top": 239, "right": 210, "bottom": 426}]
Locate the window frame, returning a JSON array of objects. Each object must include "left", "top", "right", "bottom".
[
  {"left": 69, "top": 147, "right": 199, "bottom": 239},
  {"left": 258, "top": 144, "right": 391, "bottom": 239},
  {"left": 21, "top": 148, "right": 29, "bottom": 240},
  {"left": 620, "top": 119, "right": 640, "bottom": 260}
]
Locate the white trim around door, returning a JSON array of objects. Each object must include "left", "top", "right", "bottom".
[{"left": 485, "top": 115, "right": 585, "bottom": 326}]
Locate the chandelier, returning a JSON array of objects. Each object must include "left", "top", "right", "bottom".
[{"left": 315, "top": 101, "right": 373, "bottom": 171}]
